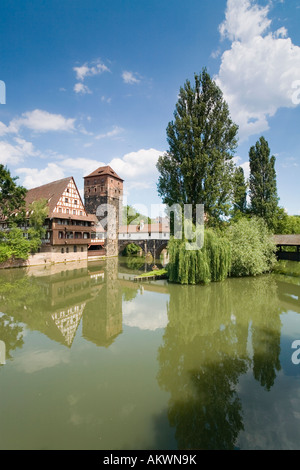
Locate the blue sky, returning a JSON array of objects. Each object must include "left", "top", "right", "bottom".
[{"left": 0, "top": 0, "right": 300, "bottom": 217}]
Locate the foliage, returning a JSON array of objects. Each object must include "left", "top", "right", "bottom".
[
  {"left": 0, "top": 164, "right": 27, "bottom": 223},
  {"left": 122, "top": 205, "right": 151, "bottom": 225},
  {"left": 0, "top": 226, "right": 31, "bottom": 262},
  {"left": 273, "top": 208, "right": 300, "bottom": 234},
  {"left": 226, "top": 217, "right": 276, "bottom": 277},
  {"left": 0, "top": 198, "right": 49, "bottom": 263},
  {"left": 122, "top": 243, "right": 141, "bottom": 257},
  {"left": 232, "top": 166, "right": 248, "bottom": 218},
  {"left": 249, "top": 137, "right": 279, "bottom": 230},
  {"left": 27, "top": 198, "right": 49, "bottom": 253},
  {"left": 168, "top": 229, "right": 231, "bottom": 285},
  {"left": 137, "top": 268, "right": 168, "bottom": 278},
  {"left": 28, "top": 198, "right": 49, "bottom": 238},
  {"left": 156, "top": 68, "right": 239, "bottom": 226}
]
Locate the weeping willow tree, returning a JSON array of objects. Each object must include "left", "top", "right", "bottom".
[{"left": 168, "top": 229, "right": 231, "bottom": 285}]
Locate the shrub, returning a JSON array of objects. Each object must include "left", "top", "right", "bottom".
[
  {"left": 226, "top": 217, "right": 276, "bottom": 277},
  {"left": 168, "top": 229, "right": 231, "bottom": 285},
  {"left": 122, "top": 243, "right": 141, "bottom": 256}
]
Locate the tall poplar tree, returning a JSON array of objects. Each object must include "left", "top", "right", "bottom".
[
  {"left": 232, "top": 166, "right": 247, "bottom": 216},
  {"left": 249, "top": 137, "right": 278, "bottom": 230},
  {"left": 156, "top": 68, "right": 239, "bottom": 226}
]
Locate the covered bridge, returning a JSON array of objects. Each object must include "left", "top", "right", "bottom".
[{"left": 273, "top": 234, "right": 300, "bottom": 262}]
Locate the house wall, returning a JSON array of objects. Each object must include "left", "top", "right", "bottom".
[{"left": 0, "top": 245, "right": 89, "bottom": 269}]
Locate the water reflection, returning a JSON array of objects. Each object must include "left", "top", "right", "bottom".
[
  {"left": 157, "top": 276, "right": 282, "bottom": 450},
  {"left": 0, "top": 259, "right": 300, "bottom": 449}
]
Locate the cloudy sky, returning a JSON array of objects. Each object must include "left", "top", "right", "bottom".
[{"left": 0, "top": 0, "right": 300, "bottom": 216}]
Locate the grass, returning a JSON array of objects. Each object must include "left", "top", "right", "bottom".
[{"left": 135, "top": 268, "right": 168, "bottom": 279}]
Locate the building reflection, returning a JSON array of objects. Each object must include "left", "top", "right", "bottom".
[
  {"left": 82, "top": 258, "right": 123, "bottom": 347},
  {"left": 0, "top": 258, "right": 123, "bottom": 349}
]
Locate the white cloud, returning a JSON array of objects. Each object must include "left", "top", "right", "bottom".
[
  {"left": 16, "top": 163, "right": 66, "bottom": 189},
  {"left": 73, "top": 60, "right": 110, "bottom": 81},
  {"left": 11, "top": 109, "right": 76, "bottom": 133},
  {"left": 60, "top": 157, "right": 105, "bottom": 176},
  {"left": 74, "top": 82, "right": 92, "bottom": 94},
  {"left": 215, "top": 0, "right": 300, "bottom": 140},
  {"left": 95, "top": 126, "right": 124, "bottom": 140},
  {"left": 122, "top": 71, "right": 141, "bottom": 84},
  {"left": 0, "top": 137, "right": 40, "bottom": 166},
  {"left": 14, "top": 147, "right": 163, "bottom": 197},
  {"left": 219, "top": 0, "right": 271, "bottom": 43},
  {"left": 240, "top": 161, "right": 250, "bottom": 180},
  {"left": 123, "top": 296, "right": 168, "bottom": 331},
  {"left": 110, "top": 148, "right": 162, "bottom": 189}
]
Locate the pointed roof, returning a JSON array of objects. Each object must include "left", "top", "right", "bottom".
[
  {"left": 84, "top": 165, "right": 123, "bottom": 181},
  {"left": 25, "top": 176, "right": 96, "bottom": 222},
  {"left": 25, "top": 177, "right": 73, "bottom": 215}
]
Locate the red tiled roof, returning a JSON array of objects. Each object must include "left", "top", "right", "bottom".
[
  {"left": 25, "top": 177, "right": 73, "bottom": 215},
  {"left": 84, "top": 165, "right": 123, "bottom": 181},
  {"left": 25, "top": 177, "right": 96, "bottom": 222}
]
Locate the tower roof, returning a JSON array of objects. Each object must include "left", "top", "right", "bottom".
[{"left": 84, "top": 165, "right": 123, "bottom": 181}]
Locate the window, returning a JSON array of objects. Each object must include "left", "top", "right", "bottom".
[
  {"left": 66, "top": 209, "right": 69, "bottom": 214},
  {"left": 81, "top": 247, "right": 84, "bottom": 252},
  {"left": 74, "top": 245, "right": 77, "bottom": 253},
  {"left": 73, "top": 210, "right": 76, "bottom": 215},
  {"left": 61, "top": 248, "right": 64, "bottom": 254},
  {"left": 65, "top": 198, "right": 68, "bottom": 203},
  {"left": 58, "top": 232, "right": 64, "bottom": 239},
  {"left": 74, "top": 200, "right": 77, "bottom": 205},
  {"left": 59, "top": 207, "right": 62, "bottom": 213},
  {"left": 66, "top": 247, "right": 69, "bottom": 253},
  {"left": 80, "top": 211, "right": 83, "bottom": 216}
]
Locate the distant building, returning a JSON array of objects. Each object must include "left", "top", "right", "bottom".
[
  {"left": 0, "top": 164, "right": 171, "bottom": 266},
  {"left": 84, "top": 165, "right": 123, "bottom": 257},
  {"left": 26, "top": 176, "right": 105, "bottom": 263}
]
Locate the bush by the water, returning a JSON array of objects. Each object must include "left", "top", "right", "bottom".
[
  {"left": 225, "top": 217, "right": 276, "bottom": 277},
  {"left": 167, "top": 229, "right": 231, "bottom": 285},
  {"left": 167, "top": 217, "right": 277, "bottom": 284},
  {"left": 122, "top": 243, "right": 141, "bottom": 256}
]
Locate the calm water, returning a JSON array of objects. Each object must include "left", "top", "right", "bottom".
[{"left": 1, "top": 257, "right": 300, "bottom": 450}]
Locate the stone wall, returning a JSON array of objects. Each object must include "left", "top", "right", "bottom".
[{"left": 0, "top": 245, "right": 89, "bottom": 269}]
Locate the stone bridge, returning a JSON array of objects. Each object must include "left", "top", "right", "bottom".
[{"left": 118, "top": 238, "right": 169, "bottom": 259}]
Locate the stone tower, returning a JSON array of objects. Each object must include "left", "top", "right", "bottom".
[{"left": 84, "top": 166, "right": 123, "bottom": 257}]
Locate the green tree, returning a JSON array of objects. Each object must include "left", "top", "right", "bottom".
[
  {"left": 0, "top": 165, "right": 27, "bottom": 223},
  {"left": 156, "top": 68, "right": 239, "bottom": 226},
  {"left": 27, "top": 198, "right": 49, "bottom": 252},
  {"left": 122, "top": 205, "right": 151, "bottom": 225},
  {"left": 249, "top": 137, "right": 279, "bottom": 229},
  {"left": 232, "top": 166, "right": 247, "bottom": 217},
  {"left": 273, "top": 208, "right": 300, "bottom": 234},
  {"left": 226, "top": 217, "right": 276, "bottom": 277}
]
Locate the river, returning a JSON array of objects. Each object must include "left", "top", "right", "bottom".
[{"left": 0, "top": 257, "right": 300, "bottom": 450}]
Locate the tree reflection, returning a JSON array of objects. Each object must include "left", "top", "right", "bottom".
[
  {"left": 157, "top": 276, "right": 282, "bottom": 450},
  {"left": 0, "top": 313, "right": 24, "bottom": 364}
]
